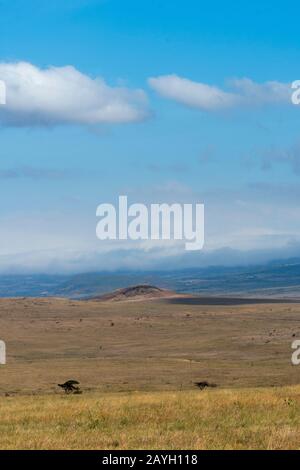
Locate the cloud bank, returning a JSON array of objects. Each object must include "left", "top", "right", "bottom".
[
  {"left": 1, "top": 180, "right": 300, "bottom": 273},
  {"left": 1, "top": 242, "right": 300, "bottom": 275},
  {"left": 148, "top": 75, "right": 292, "bottom": 111},
  {"left": 0, "top": 62, "right": 149, "bottom": 127}
]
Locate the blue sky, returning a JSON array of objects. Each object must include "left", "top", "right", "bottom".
[{"left": 0, "top": 0, "right": 300, "bottom": 273}]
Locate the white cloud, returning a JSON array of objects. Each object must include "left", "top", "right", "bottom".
[
  {"left": 148, "top": 74, "right": 292, "bottom": 111},
  {"left": 149, "top": 75, "right": 237, "bottom": 110},
  {"left": 230, "top": 78, "right": 291, "bottom": 105},
  {"left": 0, "top": 62, "right": 149, "bottom": 127}
]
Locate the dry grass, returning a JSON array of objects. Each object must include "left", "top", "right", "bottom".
[
  {"left": 1, "top": 386, "right": 300, "bottom": 449},
  {"left": 0, "top": 297, "right": 300, "bottom": 393},
  {"left": 1, "top": 297, "right": 300, "bottom": 449}
]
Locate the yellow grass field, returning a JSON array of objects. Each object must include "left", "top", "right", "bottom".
[
  {"left": 1, "top": 386, "right": 300, "bottom": 450},
  {"left": 1, "top": 296, "right": 300, "bottom": 449}
]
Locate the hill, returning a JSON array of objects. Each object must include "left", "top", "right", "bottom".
[{"left": 91, "top": 284, "right": 178, "bottom": 302}]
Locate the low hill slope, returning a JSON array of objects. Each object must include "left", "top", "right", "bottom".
[{"left": 90, "top": 284, "right": 177, "bottom": 302}]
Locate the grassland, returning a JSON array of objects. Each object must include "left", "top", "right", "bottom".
[
  {"left": 1, "top": 386, "right": 300, "bottom": 449},
  {"left": 1, "top": 295, "right": 300, "bottom": 449},
  {"left": 0, "top": 296, "right": 299, "bottom": 393}
]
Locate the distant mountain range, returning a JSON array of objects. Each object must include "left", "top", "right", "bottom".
[{"left": 0, "top": 257, "right": 300, "bottom": 298}]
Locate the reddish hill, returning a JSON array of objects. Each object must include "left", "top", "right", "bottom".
[{"left": 90, "top": 284, "right": 178, "bottom": 302}]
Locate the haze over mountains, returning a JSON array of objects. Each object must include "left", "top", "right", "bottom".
[{"left": 0, "top": 257, "right": 300, "bottom": 299}]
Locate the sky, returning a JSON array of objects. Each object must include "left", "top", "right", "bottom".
[{"left": 0, "top": 0, "right": 300, "bottom": 273}]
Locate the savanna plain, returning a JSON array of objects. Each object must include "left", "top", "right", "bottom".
[{"left": 1, "top": 295, "right": 300, "bottom": 449}]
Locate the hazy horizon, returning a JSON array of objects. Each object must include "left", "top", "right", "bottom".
[{"left": 0, "top": 0, "right": 299, "bottom": 273}]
